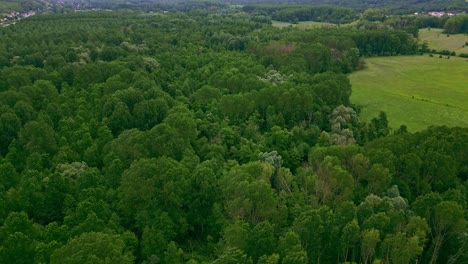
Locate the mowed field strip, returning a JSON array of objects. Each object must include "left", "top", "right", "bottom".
[
  {"left": 349, "top": 56, "right": 468, "bottom": 131},
  {"left": 419, "top": 28, "right": 468, "bottom": 54},
  {"left": 272, "top": 20, "right": 342, "bottom": 29}
]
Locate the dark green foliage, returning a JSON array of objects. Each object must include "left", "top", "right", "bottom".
[
  {"left": 241, "top": 1, "right": 467, "bottom": 14},
  {"left": 444, "top": 14, "right": 468, "bottom": 34}
]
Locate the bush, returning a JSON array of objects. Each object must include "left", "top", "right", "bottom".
[{"left": 438, "top": 49, "right": 451, "bottom": 55}]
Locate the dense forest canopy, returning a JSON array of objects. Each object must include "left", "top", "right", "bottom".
[
  {"left": 0, "top": 4, "right": 466, "bottom": 264},
  {"left": 227, "top": 0, "right": 468, "bottom": 13}
]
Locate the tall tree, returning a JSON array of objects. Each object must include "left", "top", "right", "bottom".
[{"left": 50, "top": 232, "right": 134, "bottom": 264}]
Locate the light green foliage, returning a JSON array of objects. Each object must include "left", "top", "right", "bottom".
[
  {"left": 164, "top": 105, "right": 198, "bottom": 144},
  {"left": 257, "top": 254, "right": 280, "bottom": 264},
  {"left": 50, "top": 232, "right": 134, "bottom": 264},
  {"left": 312, "top": 156, "right": 355, "bottom": 206},
  {"left": 222, "top": 162, "right": 277, "bottom": 224},
  {"left": 221, "top": 221, "right": 250, "bottom": 252},
  {"left": 272, "top": 20, "right": 340, "bottom": 29},
  {"left": 278, "top": 231, "right": 308, "bottom": 264},
  {"left": 340, "top": 220, "right": 360, "bottom": 262},
  {"left": 382, "top": 233, "right": 424, "bottom": 264},
  {"left": 327, "top": 105, "right": 358, "bottom": 145},
  {"left": 363, "top": 8, "right": 387, "bottom": 22},
  {"left": 363, "top": 164, "right": 392, "bottom": 195},
  {"left": 361, "top": 229, "right": 380, "bottom": 264},
  {"left": 259, "top": 151, "right": 283, "bottom": 170},
  {"left": 213, "top": 247, "right": 252, "bottom": 264},
  {"left": 164, "top": 241, "right": 184, "bottom": 264}
]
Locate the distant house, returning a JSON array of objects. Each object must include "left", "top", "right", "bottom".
[{"left": 428, "top": 11, "right": 455, "bottom": 17}]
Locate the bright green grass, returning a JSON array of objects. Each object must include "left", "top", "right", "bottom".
[
  {"left": 295, "top": 21, "right": 337, "bottom": 29},
  {"left": 349, "top": 56, "right": 468, "bottom": 131},
  {"left": 271, "top": 20, "right": 294, "bottom": 28},
  {"left": 272, "top": 20, "right": 338, "bottom": 29},
  {"left": 419, "top": 28, "right": 468, "bottom": 54}
]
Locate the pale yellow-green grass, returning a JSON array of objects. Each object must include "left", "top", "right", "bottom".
[
  {"left": 271, "top": 20, "right": 294, "bottom": 28},
  {"left": 295, "top": 21, "right": 337, "bottom": 29},
  {"left": 349, "top": 56, "right": 468, "bottom": 131},
  {"left": 419, "top": 28, "right": 468, "bottom": 54}
]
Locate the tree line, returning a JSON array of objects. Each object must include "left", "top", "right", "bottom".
[{"left": 243, "top": 5, "right": 358, "bottom": 24}]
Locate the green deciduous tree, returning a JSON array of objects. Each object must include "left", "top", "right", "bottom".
[
  {"left": 50, "top": 232, "right": 134, "bottom": 264},
  {"left": 0, "top": 113, "right": 21, "bottom": 156},
  {"left": 221, "top": 162, "right": 277, "bottom": 224},
  {"left": 361, "top": 229, "right": 380, "bottom": 264},
  {"left": 312, "top": 156, "right": 354, "bottom": 206},
  {"left": 430, "top": 201, "right": 465, "bottom": 264},
  {"left": 213, "top": 247, "right": 252, "bottom": 264},
  {"left": 118, "top": 157, "right": 189, "bottom": 232},
  {"left": 278, "top": 231, "right": 308, "bottom": 264},
  {"left": 382, "top": 232, "right": 424, "bottom": 264},
  {"left": 340, "top": 219, "right": 360, "bottom": 263},
  {"left": 18, "top": 121, "right": 57, "bottom": 155},
  {"left": 247, "top": 221, "right": 276, "bottom": 263}
]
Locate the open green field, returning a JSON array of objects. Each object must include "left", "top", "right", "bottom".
[
  {"left": 272, "top": 20, "right": 339, "bottom": 29},
  {"left": 0, "top": 1, "right": 20, "bottom": 16},
  {"left": 349, "top": 56, "right": 468, "bottom": 131},
  {"left": 419, "top": 28, "right": 468, "bottom": 54}
]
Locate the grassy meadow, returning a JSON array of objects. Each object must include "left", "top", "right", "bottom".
[
  {"left": 0, "top": 1, "right": 20, "bottom": 16},
  {"left": 419, "top": 28, "right": 468, "bottom": 54},
  {"left": 272, "top": 20, "right": 340, "bottom": 29},
  {"left": 349, "top": 56, "right": 468, "bottom": 131}
]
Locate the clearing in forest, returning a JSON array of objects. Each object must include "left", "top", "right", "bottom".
[
  {"left": 272, "top": 20, "right": 339, "bottom": 29},
  {"left": 349, "top": 56, "right": 468, "bottom": 131},
  {"left": 419, "top": 28, "right": 468, "bottom": 54},
  {"left": 0, "top": 1, "right": 20, "bottom": 16}
]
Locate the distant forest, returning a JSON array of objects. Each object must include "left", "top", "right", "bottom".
[
  {"left": 47, "top": 0, "right": 468, "bottom": 13},
  {"left": 223, "top": 0, "right": 468, "bottom": 12}
]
